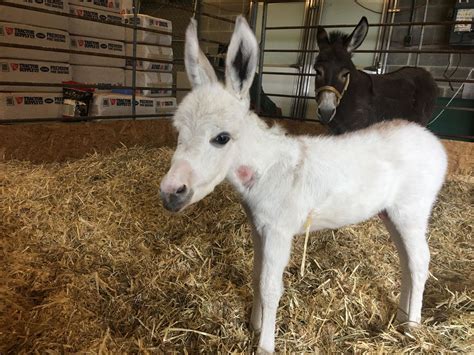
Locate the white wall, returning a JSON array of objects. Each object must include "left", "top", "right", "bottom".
[{"left": 255, "top": 2, "right": 306, "bottom": 67}]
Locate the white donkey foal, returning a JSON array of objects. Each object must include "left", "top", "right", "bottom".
[{"left": 160, "top": 16, "right": 447, "bottom": 353}]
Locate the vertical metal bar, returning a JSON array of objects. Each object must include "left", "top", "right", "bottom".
[
  {"left": 382, "top": 0, "right": 397, "bottom": 73},
  {"left": 304, "top": 0, "right": 319, "bottom": 118},
  {"left": 415, "top": 0, "right": 429, "bottom": 67},
  {"left": 195, "top": 0, "right": 202, "bottom": 37},
  {"left": 301, "top": 0, "right": 315, "bottom": 118},
  {"left": 381, "top": 0, "right": 392, "bottom": 73},
  {"left": 249, "top": 0, "right": 258, "bottom": 32},
  {"left": 292, "top": 0, "right": 309, "bottom": 118},
  {"left": 373, "top": 0, "right": 389, "bottom": 69},
  {"left": 131, "top": 0, "right": 140, "bottom": 119},
  {"left": 316, "top": 0, "right": 324, "bottom": 25},
  {"left": 296, "top": 0, "right": 308, "bottom": 118},
  {"left": 295, "top": 0, "right": 318, "bottom": 119},
  {"left": 405, "top": 0, "right": 416, "bottom": 46},
  {"left": 256, "top": 0, "right": 268, "bottom": 115}
]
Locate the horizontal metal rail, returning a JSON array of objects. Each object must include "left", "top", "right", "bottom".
[
  {"left": 173, "top": 38, "right": 227, "bottom": 46},
  {"left": 0, "top": 43, "right": 174, "bottom": 64},
  {"left": 200, "top": 11, "right": 234, "bottom": 24},
  {"left": 436, "top": 134, "right": 473, "bottom": 141},
  {"left": 0, "top": 81, "right": 191, "bottom": 91},
  {"left": 264, "top": 48, "right": 474, "bottom": 54},
  {"left": 0, "top": 112, "right": 173, "bottom": 125},
  {"left": 262, "top": 114, "right": 323, "bottom": 123},
  {"left": 142, "top": 1, "right": 235, "bottom": 24},
  {"left": 260, "top": 71, "right": 474, "bottom": 83},
  {"left": 7, "top": 42, "right": 471, "bottom": 59},
  {"left": 197, "top": 37, "right": 228, "bottom": 46},
  {"left": 265, "top": 93, "right": 474, "bottom": 112},
  {"left": 266, "top": 20, "right": 473, "bottom": 30}
]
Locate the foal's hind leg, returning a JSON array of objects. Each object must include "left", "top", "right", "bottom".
[
  {"left": 381, "top": 209, "right": 430, "bottom": 326},
  {"left": 380, "top": 212, "right": 411, "bottom": 323}
]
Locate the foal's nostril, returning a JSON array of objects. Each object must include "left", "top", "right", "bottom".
[{"left": 176, "top": 185, "right": 187, "bottom": 194}]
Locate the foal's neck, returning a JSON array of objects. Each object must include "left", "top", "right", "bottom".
[{"left": 227, "top": 113, "right": 300, "bottom": 193}]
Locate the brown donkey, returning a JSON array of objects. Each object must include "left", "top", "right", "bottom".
[{"left": 314, "top": 17, "right": 438, "bottom": 135}]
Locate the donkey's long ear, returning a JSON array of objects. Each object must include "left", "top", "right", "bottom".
[
  {"left": 185, "top": 18, "right": 217, "bottom": 88},
  {"left": 225, "top": 16, "right": 258, "bottom": 101},
  {"left": 345, "top": 16, "right": 369, "bottom": 53},
  {"left": 316, "top": 26, "right": 329, "bottom": 48}
]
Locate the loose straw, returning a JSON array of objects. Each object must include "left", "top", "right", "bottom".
[{"left": 300, "top": 210, "right": 314, "bottom": 277}]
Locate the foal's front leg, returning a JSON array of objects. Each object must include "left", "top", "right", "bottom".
[
  {"left": 250, "top": 226, "right": 263, "bottom": 331},
  {"left": 257, "top": 227, "right": 293, "bottom": 353}
]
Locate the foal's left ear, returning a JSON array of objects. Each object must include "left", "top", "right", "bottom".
[
  {"left": 225, "top": 16, "right": 258, "bottom": 101},
  {"left": 345, "top": 16, "right": 369, "bottom": 53},
  {"left": 185, "top": 18, "right": 218, "bottom": 88}
]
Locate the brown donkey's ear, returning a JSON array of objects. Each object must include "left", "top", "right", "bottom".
[
  {"left": 316, "top": 26, "right": 329, "bottom": 48},
  {"left": 344, "top": 16, "right": 369, "bottom": 53}
]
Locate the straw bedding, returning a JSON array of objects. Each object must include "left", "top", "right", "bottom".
[{"left": 0, "top": 146, "right": 472, "bottom": 353}]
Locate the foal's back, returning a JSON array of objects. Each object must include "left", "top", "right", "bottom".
[{"left": 308, "top": 121, "right": 446, "bottom": 202}]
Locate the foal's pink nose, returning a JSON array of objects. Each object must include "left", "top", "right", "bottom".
[
  {"left": 160, "top": 160, "right": 193, "bottom": 193},
  {"left": 161, "top": 182, "right": 187, "bottom": 195},
  {"left": 160, "top": 160, "right": 194, "bottom": 212},
  {"left": 160, "top": 178, "right": 186, "bottom": 195}
]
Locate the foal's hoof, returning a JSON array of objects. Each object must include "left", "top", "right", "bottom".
[
  {"left": 256, "top": 347, "right": 273, "bottom": 355},
  {"left": 250, "top": 320, "right": 262, "bottom": 333},
  {"left": 396, "top": 321, "right": 421, "bottom": 335},
  {"left": 250, "top": 309, "right": 262, "bottom": 333}
]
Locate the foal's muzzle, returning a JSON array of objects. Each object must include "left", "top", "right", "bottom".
[{"left": 160, "top": 185, "right": 194, "bottom": 212}]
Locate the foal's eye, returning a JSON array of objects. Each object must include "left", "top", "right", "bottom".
[{"left": 211, "top": 132, "right": 231, "bottom": 146}]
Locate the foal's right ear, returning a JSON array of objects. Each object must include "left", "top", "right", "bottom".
[
  {"left": 316, "top": 26, "right": 329, "bottom": 48},
  {"left": 225, "top": 16, "right": 258, "bottom": 102},
  {"left": 184, "top": 18, "right": 217, "bottom": 88}
]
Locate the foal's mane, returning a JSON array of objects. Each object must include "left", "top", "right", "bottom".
[
  {"left": 254, "top": 113, "right": 287, "bottom": 136},
  {"left": 328, "top": 31, "right": 349, "bottom": 44}
]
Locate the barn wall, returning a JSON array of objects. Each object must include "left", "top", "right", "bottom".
[
  {"left": 386, "top": 0, "right": 473, "bottom": 98},
  {"left": 0, "top": 119, "right": 324, "bottom": 163},
  {"left": 0, "top": 120, "right": 177, "bottom": 164},
  {"left": 0, "top": 119, "right": 471, "bottom": 177}
]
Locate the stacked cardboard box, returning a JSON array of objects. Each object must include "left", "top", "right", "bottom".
[
  {"left": 0, "top": 0, "right": 69, "bottom": 31},
  {"left": 0, "top": 0, "right": 71, "bottom": 119},
  {"left": 0, "top": 0, "right": 176, "bottom": 119},
  {"left": 90, "top": 93, "right": 176, "bottom": 117},
  {"left": 88, "top": 10, "right": 176, "bottom": 117},
  {"left": 68, "top": 0, "right": 126, "bottom": 91},
  {"left": 121, "top": 13, "right": 174, "bottom": 103}
]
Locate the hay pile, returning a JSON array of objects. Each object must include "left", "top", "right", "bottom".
[{"left": 0, "top": 147, "right": 472, "bottom": 353}]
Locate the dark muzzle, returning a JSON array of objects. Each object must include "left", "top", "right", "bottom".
[{"left": 160, "top": 185, "right": 194, "bottom": 212}]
